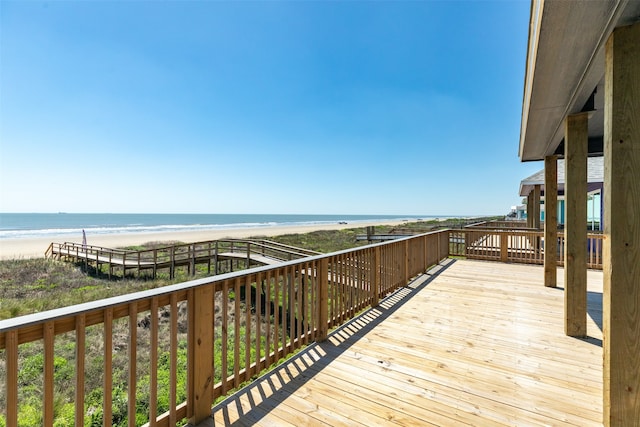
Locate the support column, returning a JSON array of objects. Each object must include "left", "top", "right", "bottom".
[
  {"left": 564, "top": 112, "right": 588, "bottom": 337},
  {"left": 527, "top": 192, "right": 534, "bottom": 228},
  {"left": 603, "top": 22, "right": 640, "bottom": 426},
  {"left": 544, "top": 155, "right": 558, "bottom": 287},
  {"left": 532, "top": 184, "right": 542, "bottom": 229}
]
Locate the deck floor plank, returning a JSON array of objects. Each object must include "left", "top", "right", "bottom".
[{"left": 211, "top": 259, "right": 604, "bottom": 426}]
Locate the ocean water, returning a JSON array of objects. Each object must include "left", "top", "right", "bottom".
[{"left": 0, "top": 213, "right": 428, "bottom": 240}]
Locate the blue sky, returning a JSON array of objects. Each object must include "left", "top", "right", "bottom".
[{"left": 0, "top": 0, "right": 540, "bottom": 216}]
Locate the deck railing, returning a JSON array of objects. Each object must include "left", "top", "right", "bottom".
[
  {"left": 1, "top": 228, "right": 603, "bottom": 426},
  {"left": 449, "top": 229, "right": 603, "bottom": 269},
  {"left": 1, "top": 230, "right": 449, "bottom": 426}
]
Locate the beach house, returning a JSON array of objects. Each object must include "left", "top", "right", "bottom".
[{"left": 519, "top": 156, "right": 604, "bottom": 230}]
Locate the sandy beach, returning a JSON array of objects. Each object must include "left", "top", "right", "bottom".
[{"left": 0, "top": 219, "right": 408, "bottom": 260}]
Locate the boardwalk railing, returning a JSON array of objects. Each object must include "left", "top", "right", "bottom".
[
  {"left": 448, "top": 229, "right": 604, "bottom": 269},
  {"left": 45, "top": 239, "right": 321, "bottom": 279},
  {"left": 464, "top": 220, "right": 531, "bottom": 229},
  {"left": 1, "top": 231, "right": 449, "bottom": 426}
]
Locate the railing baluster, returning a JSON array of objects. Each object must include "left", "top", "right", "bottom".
[
  {"left": 338, "top": 254, "right": 344, "bottom": 324},
  {"left": 221, "top": 281, "right": 229, "bottom": 395},
  {"left": 281, "top": 269, "right": 288, "bottom": 356},
  {"left": 128, "top": 303, "right": 137, "bottom": 427},
  {"left": 318, "top": 258, "right": 329, "bottom": 341},
  {"left": 302, "top": 262, "right": 309, "bottom": 346},
  {"left": 170, "top": 294, "right": 178, "bottom": 426},
  {"left": 265, "top": 272, "right": 272, "bottom": 368},
  {"left": 150, "top": 297, "right": 158, "bottom": 426},
  {"left": 104, "top": 307, "right": 113, "bottom": 427},
  {"left": 373, "top": 246, "right": 380, "bottom": 306},
  {"left": 244, "top": 277, "right": 251, "bottom": 382},
  {"left": 348, "top": 254, "right": 354, "bottom": 318},
  {"left": 6, "top": 330, "right": 18, "bottom": 427},
  {"left": 76, "top": 315, "right": 86, "bottom": 426},
  {"left": 289, "top": 265, "right": 295, "bottom": 351},
  {"left": 273, "top": 271, "right": 280, "bottom": 362},
  {"left": 310, "top": 261, "right": 316, "bottom": 341},
  {"left": 234, "top": 277, "right": 241, "bottom": 389},
  {"left": 44, "top": 322, "right": 54, "bottom": 426},
  {"left": 186, "top": 289, "right": 195, "bottom": 418}
]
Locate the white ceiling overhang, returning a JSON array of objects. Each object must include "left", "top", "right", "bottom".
[{"left": 519, "top": 0, "right": 640, "bottom": 162}]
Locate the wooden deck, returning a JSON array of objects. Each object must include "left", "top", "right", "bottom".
[{"left": 210, "top": 259, "right": 603, "bottom": 426}]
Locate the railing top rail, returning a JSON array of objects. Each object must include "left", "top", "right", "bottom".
[
  {"left": 464, "top": 221, "right": 491, "bottom": 228},
  {"left": 51, "top": 242, "right": 131, "bottom": 255},
  {"left": 239, "top": 239, "right": 322, "bottom": 256},
  {"left": 464, "top": 220, "right": 531, "bottom": 229}
]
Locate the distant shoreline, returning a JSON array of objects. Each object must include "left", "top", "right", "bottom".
[{"left": 0, "top": 219, "right": 412, "bottom": 260}]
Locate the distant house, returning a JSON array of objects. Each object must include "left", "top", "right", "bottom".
[
  {"left": 519, "top": 156, "right": 603, "bottom": 230},
  {"left": 506, "top": 205, "right": 526, "bottom": 221}
]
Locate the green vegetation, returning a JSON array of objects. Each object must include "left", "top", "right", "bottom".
[
  {"left": 264, "top": 217, "right": 497, "bottom": 252},
  {"left": 0, "top": 259, "right": 183, "bottom": 320}
]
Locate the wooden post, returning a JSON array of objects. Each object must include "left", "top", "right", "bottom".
[
  {"left": 6, "top": 330, "right": 18, "bottom": 427},
  {"left": 500, "top": 232, "right": 508, "bottom": 262},
  {"left": 603, "top": 22, "right": 640, "bottom": 426},
  {"left": 214, "top": 241, "right": 219, "bottom": 275},
  {"left": 367, "top": 226, "right": 374, "bottom": 242},
  {"left": 44, "top": 322, "right": 54, "bottom": 425},
  {"left": 191, "top": 244, "right": 196, "bottom": 276},
  {"left": 103, "top": 308, "right": 113, "bottom": 425},
  {"left": 533, "top": 184, "right": 542, "bottom": 229},
  {"left": 170, "top": 247, "right": 175, "bottom": 279},
  {"left": 544, "top": 155, "right": 558, "bottom": 287},
  {"left": 464, "top": 231, "right": 469, "bottom": 257},
  {"left": 75, "top": 315, "right": 86, "bottom": 427},
  {"left": 526, "top": 192, "right": 534, "bottom": 228},
  {"left": 317, "top": 258, "right": 329, "bottom": 341},
  {"left": 372, "top": 246, "right": 380, "bottom": 307},
  {"left": 246, "top": 242, "right": 251, "bottom": 269},
  {"left": 188, "top": 284, "right": 214, "bottom": 424},
  {"left": 153, "top": 249, "right": 157, "bottom": 279},
  {"left": 127, "top": 304, "right": 137, "bottom": 427},
  {"left": 564, "top": 112, "right": 588, "bottom": 337},
  {"left": 404, "top": 240, "right": 410, "bottom": 285}
]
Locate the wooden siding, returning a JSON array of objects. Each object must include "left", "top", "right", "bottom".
[{"left": 212, "top": 259, "right": 604, "bottom": 426}]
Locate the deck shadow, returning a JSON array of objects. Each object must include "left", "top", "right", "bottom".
[
  {"left": 210, "top": 258, "right": 456, "bottom": 426},
  {"left": 550, "top": 286, "right": 603, "bottom": 347}
]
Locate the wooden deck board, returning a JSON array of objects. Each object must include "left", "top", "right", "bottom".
[{"left": 211, "top": 259, "right": 604, "bottom": 426}]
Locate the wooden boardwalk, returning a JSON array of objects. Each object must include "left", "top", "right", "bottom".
[
  {"left": 211, "top": 259, "right": 603, "bottom": 426},
  {"left": 46, "top": 239, "right": 319, "bottom": 278}
]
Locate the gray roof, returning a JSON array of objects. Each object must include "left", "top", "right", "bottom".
[{"left": 519, "top": 156, "right": 604, "bottom": 196}]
